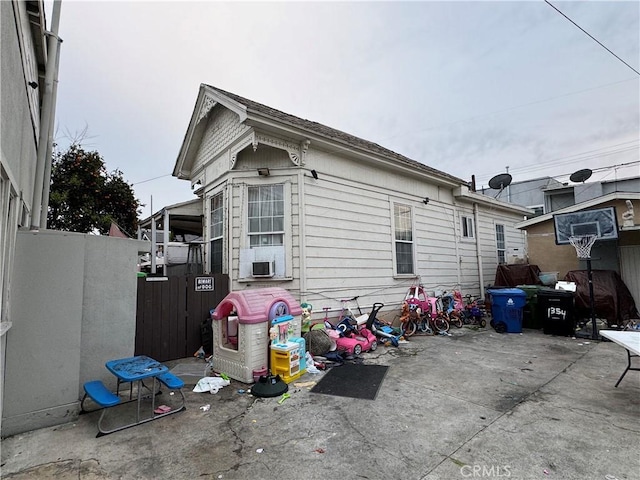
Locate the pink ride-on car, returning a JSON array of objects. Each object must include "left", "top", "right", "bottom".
[{"left": 333, "top": 316, "right": 378, "bottom": 355}]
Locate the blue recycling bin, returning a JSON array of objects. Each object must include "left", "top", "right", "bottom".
[{"left": 487, "top": 288, "right": 527, "bottom": 333}]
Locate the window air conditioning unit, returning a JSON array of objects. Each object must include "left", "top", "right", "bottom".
[{"left": 252, "top": 261, "right": 275, "bottom": 278}]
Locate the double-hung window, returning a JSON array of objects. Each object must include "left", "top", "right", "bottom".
[
  {"left": 210, "top": 192, "right": 224, "bottom": 273},
  {"left": 394, "top": 203, "right": 414, "bottom": 275},
  {"left": 461, "top": 215, "right": 474, "bottom": 239},
  {"left": 248, "top": 184, "right": 284, "bottom": 248},
  {"left": 495, "top": 224, "right": 506, "bottom": 264}
]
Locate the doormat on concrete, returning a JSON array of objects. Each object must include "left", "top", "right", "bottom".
[{"left": 310, "top": 364, "right": 389, "bottom": 400}]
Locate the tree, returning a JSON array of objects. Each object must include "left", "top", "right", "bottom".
[{"left": 47, "top": 143, "right": 141, "bottom": 235}]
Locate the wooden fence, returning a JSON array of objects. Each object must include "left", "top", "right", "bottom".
[{"left": 135, "top": 274, "right": 229, "bottom": 362}]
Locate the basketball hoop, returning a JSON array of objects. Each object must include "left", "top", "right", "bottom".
[{"left": 569, "top": 234, "right": 597, "bottom": 259}]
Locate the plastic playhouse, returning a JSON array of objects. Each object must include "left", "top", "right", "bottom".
[{"left": 211, "top": 287, "right": 302, "bottom": 383}]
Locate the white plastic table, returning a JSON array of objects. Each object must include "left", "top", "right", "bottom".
[{"left": 599, "top": 330, "right": 640, "bottom": 387}]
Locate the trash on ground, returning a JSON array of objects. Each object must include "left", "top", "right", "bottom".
[
  {"left": 256, "top": 448, "right": 264, "bottom": 453},
  {"left": 199, "top": 404, "right": 211, "bottom": 412},
  {"left": 193, "top": 376, "right": 231, "bottom": 394},
  {"left": 293, "top": 381, "right": 316, "bottom": 388}
]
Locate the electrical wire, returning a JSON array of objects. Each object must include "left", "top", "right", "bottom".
[{"left": 544, "top": 0, "right": 640, "bottom": 76}]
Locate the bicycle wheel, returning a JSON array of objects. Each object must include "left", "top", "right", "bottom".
[
  {"left": 433, "top": 316, "right": 449, "bottom": 333},
  {"left": 451, "top": 313, "right": 463, "bottom": 328},
  {"left": 403, "top": 320, "right": 417, "bottom": 337},
  {"left": 418, "top": 317, "right": 432, "bottom": 334}
]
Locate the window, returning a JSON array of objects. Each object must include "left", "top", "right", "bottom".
[
  {"left": 248, "top": 184, "right": 284, "bottom": 247},
  {"left": 496, "top": 224, "right": 506, "bottom": 264},
  {"left": 210, "top": 192, "right": 224, "bottom": 274},
  {"left": 0, "top": 171, "right": 18, "bottom": 326},
  {"left": 461, "top": 215, "right": 474, "bottom": 239},
  {"left": 527, "top": 205, "right": 544, "bottom": 218},
  {"left": 394, "top": 203, "right": 414, "bottom": 275}
]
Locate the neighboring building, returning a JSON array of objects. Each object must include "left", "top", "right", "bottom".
[
  {"left": 515, "top": 192, "right": 640, "bottom": 308},
  {"left": 482, "top": 174, "right": 640, "bottom": 217},
  {"left": 172, "top": 84, "right": 532, "bottom": 317},
  {"left": 1, "top": 1, "right": 150, "bottom": 437},
  {"left": 0, "top": 0, "right": 52, "bottom": 430},
  {"left": 481, "top": 176, "right": 565, "bottom": 217}
]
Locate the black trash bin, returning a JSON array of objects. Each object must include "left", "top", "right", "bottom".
[{"left": 537, "top": 289, "right": 576, "bottom": 336}]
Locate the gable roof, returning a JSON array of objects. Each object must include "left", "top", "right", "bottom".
[
  {"left": 174, "top": 84, "right": 465, "bottom": 186},
  {"left": 515, "top": 191, "right": 640, "bottom": 229}
]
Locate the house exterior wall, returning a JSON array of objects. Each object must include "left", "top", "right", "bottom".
[
  {"left": 524, "top": 222, "right": 578, "bottom": 277},
  {"left": 2, "top": 230, "right": 147, "bottom": 437},
  {"left": 193, "top": 119, "right": 528, "bottom": 319},
  {"left": 602, "top": 178, "right": 640, "bottom": 195},
  {"left": 0, "top": 0, "right": 45, "bottom": 435},
  {"left": 522, "top": 198, "right": 639, "bottom": 279},
  {"left": 194, "top": 105, "right": 250, "bottom": 175},
  {"left": 476, "top": 207, "right": 527, "bottom": 285},
  {"left": 490, "top": 178, "right": 561, "bottom": 209}
]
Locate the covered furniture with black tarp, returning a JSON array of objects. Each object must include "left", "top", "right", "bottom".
[
  {"left": 493, "top": 264, "right": 542, "bottom": 288},
  {"left": 564, "top": 270, "right": 639, "bottom": 327}
]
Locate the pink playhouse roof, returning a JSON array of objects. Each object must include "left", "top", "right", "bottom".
[{"left": 211, "top": 287, "right": 302, "bottom": 324}]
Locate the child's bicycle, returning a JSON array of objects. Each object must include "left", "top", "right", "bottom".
[
  {"left": 442, "top": 291, "right": 464, "bottom": 328},
  {"left": 462, "top": 295, "right": 487, "bottom": 328},
  {"left": 402, "top": 287, "right": 450, "bottom": 336}
]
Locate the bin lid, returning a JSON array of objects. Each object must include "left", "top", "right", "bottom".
[
  {"left": 487, "top": 288, "right": 526, "bottom": 297},
  {"left": 537, "top": 289, "right": 574, "bottom": 298}
]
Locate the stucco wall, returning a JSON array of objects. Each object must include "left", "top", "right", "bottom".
[{"left": 2, "top": 230, "right": 148, "bottom": 437}]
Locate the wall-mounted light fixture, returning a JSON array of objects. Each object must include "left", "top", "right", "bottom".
[
  {"left": 257, "top": 168, "right": 270, "bottom": 177},
  {"left": 423, "top": 197, "right": 430, "bottom": 205},
  {"left": 310, "top": 169, "right": 318, "bottom": 180}
]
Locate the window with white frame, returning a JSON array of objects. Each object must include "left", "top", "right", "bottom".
[
  {"left": 210, "top": 192, "right": 224, "bottom": 274},
  {"left": 461, "top": 215, "right": 474, "bottom": 239},
  {"left": 495, "top": 224, "right": 506, "bottom": 264},
  {"left": 248, "top": 184, "right": 284, "bottom": 247},
  {"left": 0, "top": 171, "right": 19, "bottom": 325},
  {"left": 394, "top": 203, "right": 414, "bottom": 275}
]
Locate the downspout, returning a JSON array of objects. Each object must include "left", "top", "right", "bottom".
[
  {"left": 39, "top": 25, "right": 63, "bottom": 228},
  {"left": 31, "top": 0, "right": 62, "bottom": 230},
  {"left": 297, "top": 169, "right": 306, "bottom": 303},
  {"left": 474, "top": 202, "right": 485, "bottom": 299}
]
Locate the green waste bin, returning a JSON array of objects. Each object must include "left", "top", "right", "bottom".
[{"left": 516, "top": 285, "right": 547, "bottom": 329}]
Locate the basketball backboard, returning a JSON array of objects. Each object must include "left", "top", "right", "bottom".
[{"left": 553, "top": 206, "right": 618, "bottom": 245}]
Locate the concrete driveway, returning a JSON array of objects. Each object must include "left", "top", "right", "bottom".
[{"left": 1, "top": 327, "right": 638, "bottom": 480}]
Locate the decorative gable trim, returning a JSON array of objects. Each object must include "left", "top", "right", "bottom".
[
  {"left": 196, "top": 95, "right": 217, "bottom": 124},
  {"left": 229, "top": 132, "right": 311, "bottom": 170},
  {"left": 174, "top": 85, "right": 251, "bottom": 179}
]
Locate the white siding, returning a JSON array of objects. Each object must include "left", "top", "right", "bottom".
[
  {"left": 193, "top": 106, "right": 249, "bottom": 174},
  {"left": 189, "top": 105, "right": 529, "bottom": 320}
]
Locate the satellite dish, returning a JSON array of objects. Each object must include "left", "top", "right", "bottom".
[
  {"left": 569, "top": 168, "right": 592, "bottom": 183},
  {"left": 488, "top": 173, "right": 512, "bottom": 190}
]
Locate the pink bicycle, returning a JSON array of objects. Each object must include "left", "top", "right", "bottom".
[{"left": 402, "top": 285, "right": 450, "bottom": 336}]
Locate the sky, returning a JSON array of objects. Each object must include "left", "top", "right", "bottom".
[{"left": 48, "top": 0, "right": 639, "bottom": 219}]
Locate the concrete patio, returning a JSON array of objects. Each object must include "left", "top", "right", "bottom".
[{"left": 1, "top": 327, "right": 638, "bottom": 480}]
